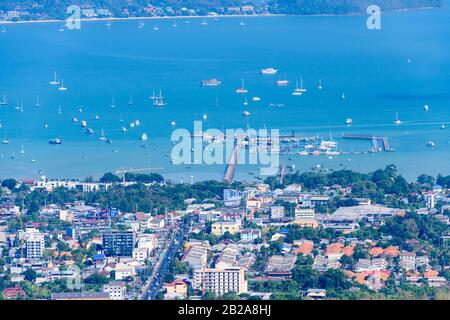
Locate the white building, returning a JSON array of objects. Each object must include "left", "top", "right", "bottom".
[
  {"left": 103, "top": 281, "right": 127, "bottom": 300},
  {"left": 192, "top": 267, "right": 247, "bottom": 294}
]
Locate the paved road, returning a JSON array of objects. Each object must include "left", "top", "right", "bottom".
[{"left": 143, "top": 219, "right": 189, "bottom": 300}]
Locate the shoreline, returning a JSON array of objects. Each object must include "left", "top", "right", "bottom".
[{"left": 0, "top": 6, "right": 442, "bottom": 25}]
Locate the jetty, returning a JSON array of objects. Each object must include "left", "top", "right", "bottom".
[{"left": 342, "top": 134, "right": 393, "bottom": 152}]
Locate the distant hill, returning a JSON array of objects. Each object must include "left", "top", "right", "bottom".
[{"left": 268, "top": 0, "right": 443, "bottom": 15}]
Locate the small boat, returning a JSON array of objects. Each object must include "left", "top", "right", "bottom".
[
  {"left": 81, "top": 120, "right": 87, "bottom": 128},
  {"left": 1, "top": 26, "right": 6, "bottom": 34},
  {"left": 106, "top": 20, "right": 112, "bottom": 29},
  {"left": 214, "top": 97, "right": 220, "bottom": 107},
  {"left": 346, "top": 118, "right": 353, "bottom": 125},
  {"left": 252, "top": 96, "right": 261, "bottom": 102},
  {"left": 129, "top": 122, "right": 135, "bottom": 128},
  {"left": 441, "top": 125, "right": 445, "bottom": 129},
  {"left": 99, "top": 128, "right": 107, "bottom": 141},
  {"left": 72, "top": 117, "right": 78, "bottom": 123},
  {"left": 260, "top": 68, "right": 278, "bottom": 75},
  {"left": 0, "top": 94, "right": 8, "bottom": 106},
  {"left": 240, "top": 18, "right": 245, "bottom": 26},
  {"left": 342, "top": 93, "right": 346, "bottom": 99},
  {"left": 141, "top": 133, "right": 149, "bottom": 141},
  {"left": 172, "top": 21, "right": 178, "bottom": 27},
  {"left": 153, "top": 91, "right": 167, "bottom": 107},
  {"left": 171, "top": 121, "right": 176, "bottom": 126},
  {"left": 2, "top": 133, "right": 9, "bottom": 144},
  {"left": 138, "top": 20, "right": 145, "bottom": 29},
  {"left": 153, "top": 25, "right": 159, "bottom": 31},
  {"left": 121, "top": 127, "right": 128, "bottom": 132},
  {"left": 30, "top": 159, "right": 35, "bottom": 163},
  {"left": 58, "top": 106, "right": 62, "bottom": 114},
  {"left": 292, "top": 80, "right": 304, "bottom": 96},
  {"left": 128, "top": 94, "right": 133, "bottom": 106},
  {"left": 243, "top": 111, "right": 251, "bottom": 117},
  {"left": 269, "top": 103, "right": 285, "bottom": 107},
  {"left": 49, "top": 138, "right": 62, "bottom": 145},
  {"left": 44, "top": 123, "right": 48, "bottom": 129},
  {"left": 276, "top": 75, "right": 289, "bottom": 86},
  {"left": 201, "top": 79, "right": 222, "bottom": 86},
  {"left": 86, "top": 128, "right": 94, "bottom": 134},
  {"left": 35, "top": 96, "right": 41, "bottom": 107},
  {"left": 318, "top": 80, "right": 323, "bottom": 90},
  {"left": 201, "top": 18, "right": 208, "bottom": 26},
  {"left": 58, "top": 80, "right": 67, "bottom": 91},
  {"left": 58, "top": 25, "right": 65, "bottom": 32},
  {"left": 20, "top": 144, "right": 25, "bottom": 154},
  {"left": 110, "top": 97, "right": 116, "bottom": 108},
  {"left": 203, "top": 114, "right": 208, "bottom": 120},
  {"left": 49, "top": 72, "right": 60, "bottom": 85},
  {"left": 427, "top": 141, "right": 435, "bottom": 147},
  {"left": 394, "top": 112, "right": 402, "bottom": 125},
  {"left": 135, "top": 120, "right": 141, "bottom": 127},
  {"left": 424, "top": 104, "right": 429, "bottom": 111},
  {"left": 236, "top": 78, "right": 248, "bottom": 94},
  {"left": 95, "top": 114, "right": 100, "bottom": 120},
  {"left": 243, "top": 97, "right": 248, "bottom": 106},
  {"left": 149, "top": 91, "right": 157, "bottom": 100},
  {"left": 408, "top": 57, "right": 412, "bottom": 63}
]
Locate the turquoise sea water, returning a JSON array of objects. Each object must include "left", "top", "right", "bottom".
[{"left": 1, "top": 8, "right": 450, "bottom": 182}]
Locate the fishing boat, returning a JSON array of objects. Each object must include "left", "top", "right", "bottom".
[
  {"left": 0, "top": 94, "right": 7, "bottom": 106},
  {"left": 48, "top": 138, "right": 62, "bottom": 145},
  {"left": 35, "top": 96, "right": 41, "bottom": 107},
  {"left": 99, "top": 128, "right": 107, "bottom": 141},
  {"left": 260, "top": 68, "right": 278, "bottom": 75},
  {"left": 394, "top": 112, "right": 402, "bottom": 125},
  {"left": 201, "top": 79, "right": 222, "bottom": 86},
  {"left": 58, "top": 80, "right": 67, "bottom": 91},
  {"left": 49, "top": 72, "right": 60, "bottom": 85},
  {"left": 236, "top": 78, "right": 248, "bottom": 94}
]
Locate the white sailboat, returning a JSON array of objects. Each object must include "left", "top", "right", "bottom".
[
  {"left": 99, "top": 128, "right": 107, "bottom": 141},
  {"left": 2, "top": 132, "right": 9, "bottom": 144},
  {"left": 172, "top": 20, "right": 178, "bottom": 27},
  {"left": 20, "top": 144, "right": 25, "bottom": 154},
  {"left": 110, "top": 97, "right": 116, "bottom": 108},
  {"left": 128, "top": 94, "right": 133, "bottom": 106},
  {"left": 58, "top": 106, "right": 62, "bottom": 114},
  {"left": 138, "top": 19, "right": 145, "bottom": 29},
  {"left": 35, "top": 96, "right": 41, "bottom": 107},
  {"left": 0, "top": 94, "right": 7, "bottom": 106},
  {"left": 201, "top": 18, "right": 208, "bottom": 26},
  {"left": 394, "top": 112, "right": 402, "bottom": 125},
  {"left": 243, "top": 97, "right": 249, "bottom": 106},
  {"left": 153, "top": 90, "right": 167, "bottom": 107},
  {"left": 292, "top": 81, "right": 303, "bottom": 96},
  {"left": 318, "top": 80, "right": 323, "bottom": 90},
  {"left": 49, "top": 72, "right": 60, "bottom": 85},
  {"left": 58, "top": 80, "right": 67, "bottom": 91},
  {"left": 236, "top": 78, "right": 248, "bottom": 94},
  {"left": 240, "top": 18, "right": 245, "bottom": 26}
]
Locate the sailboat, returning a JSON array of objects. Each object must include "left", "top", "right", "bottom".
[
  {"left": 275, "top": 74, "right": 289, "bottom": 86},
  {"left": 318, "top": 80, "right": 323, "bottom": 90},
  {"left": 201, "top": 18, "right": 208, "bottom": 26},
  {"left": 58, "top": 80, "right": 67, "bottom": 91},
  {"left": 394, "top": 112, "right": 402, "bottom": 125},
  {"left": 35, "top": 96, "right": 41, "bottom": 107},
  {"left": 138, "top": 19, "right": 145, "bottom": 29},
  {"left": 292, "top": 81, "right": 303, "bottom": 96},
  {"left": 128, "top": 94, "right": 133, "bottom": 106},
  {"left": 214, "top": 97, "right": 220, "bottom": 107},
  {"left": 1, "top": 26, "right": 6, "bottom": 33},
  {"left": 243, "top": 97, "right": 249, "bottom": 106},
  {"left": 58, "top": 106, "right": 62, "bottom": 114},
  {"left": 99, "top": 128, "right": 107, "bottom": 141},
  {"left": 172, "top": 20, "right": 178, "bottom": 27},
  {"left": 2, "top": 132, "right": 9, "bottom": 144},
  {"left": 153, "top": 90, "right": 167, "bottom": 107},
  {"left": 153, "top": 25, "right": 159, "bottom": 31},
  {"left": 58, "top": 25, "right": 65, "bottom": 32},
  {"left": 20, "top": 144, "right": 25, "bottom": 154},
  {"left": 236, "top": 78, "right": 248, "bottom": 94},
  {"left": 240, "top": 18, "right": 245, "bottom": 26},
  {"left": 19, "top": 100, "right": 24, "bottom": 112},
  {"left": 110, "top": 97, "right": 116, "bottom": 108},
  {"left": 49, "top": 72, "right": 60, "bottom": 85},
  {"left": 106, "top": 19, "right": 112, "bottom": 29},
  {"left": 0, "top": 94, "right": 7, "bottom": 106}
]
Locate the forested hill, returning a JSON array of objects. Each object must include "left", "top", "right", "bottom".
[
  {"left": 268, "top": 0, "right": 443, "bottom": 15},
  {"left": 0, "top": 0, "right": 443, "bottom": 21}
]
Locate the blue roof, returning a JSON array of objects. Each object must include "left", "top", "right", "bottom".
[{"left": 93, "top": 254, "right": 106, "bottom": 261}]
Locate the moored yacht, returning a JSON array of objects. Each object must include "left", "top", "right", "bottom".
[
  {"left": 260, "top": 68, "right": 278, "bottom": 75},
  {"left": 49, "top": 72, "right": 60, "bottom": 85},
  {"left": 201, "top": 79, "right": 222, "bottom": 86},
  {"left": 236, "top": 78, "right": 248, "bottom": 94},
  {"left": 58, "top": 80, "right": 67, "bottom": 91}
]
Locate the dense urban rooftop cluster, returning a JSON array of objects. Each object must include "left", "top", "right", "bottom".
[{"left": 0, "top": 165, "right": 448, "bottom": 300}]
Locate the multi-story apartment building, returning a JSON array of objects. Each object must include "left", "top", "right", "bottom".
[
  {"left": 294, "top": 207, "right": 318, "bottom": 228},
  {"left": 211, "top": 221, "right": 240, "bottom": 236},
  {"left": 102, "top": 231, "right": 134, "bottom": 257},
  {"left": 192, "top": 267, "right": 248, "bottom": 294},
  {"left": 26, "top": 233, "right": 45, "bottom": 260},
  {"left": 103, "top": 281, "right": 127, "bottom": 300}
]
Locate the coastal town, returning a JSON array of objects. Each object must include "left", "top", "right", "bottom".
[{"left": 0, "top": 166, "right": 448, "bottom": 300}]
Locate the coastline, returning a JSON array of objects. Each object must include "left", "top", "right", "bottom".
[{"left": 0, "top": 6, "right": 441, "bottom": 25}]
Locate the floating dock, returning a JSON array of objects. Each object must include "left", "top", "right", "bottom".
[{"left": 342, "top": 134, "right": 393, "bottom": 152}]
